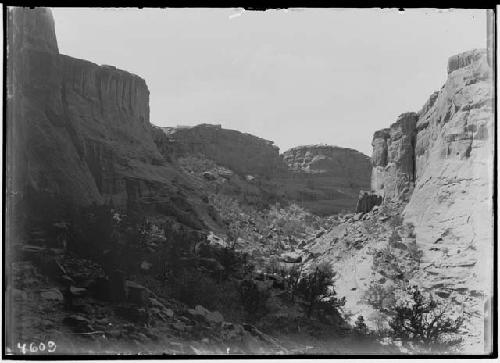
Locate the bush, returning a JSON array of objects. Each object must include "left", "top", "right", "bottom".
[
  {"left": 364, "top": 281, "right": 396, "bottom": 312},
  {"left": 295, "top": 262, "right": 345, "bottom": 319},
  {"left": 239, "top": 279, "right": 270, "bottom": 321},
  {"left": 389, "top": 214, "right": 404, "bottom": 228},
  {"left": 389, "top": 286, "right": 464, "bottom": 350},
  {"left": 388, "top": 229, "right": 401, "bottom": 246},
  {"left": 67, "top": 204, "right": 118, "bottom": 259},
  {"left": 354, "top": 315, "right": 369, "bottom": 335}
]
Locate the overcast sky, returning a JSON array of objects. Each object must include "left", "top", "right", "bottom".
[{"left": 52, "top": 8, "right": 487, "bottom": 156}]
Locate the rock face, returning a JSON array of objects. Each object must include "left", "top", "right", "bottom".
[
  {"left": 370, "top": 112, "right": 418, "bottom": 202},
  {"left": 162, "top": 127, "right": 372, "bottom": 215},
  {"left": 368, "top": 48, "right": 494, "bottom": 353},
  {"left": 282, "top": 145, "right": 371, "bottom": 215},
  {"left": 161, "top": 124, "right": 287, "bottom": 178},
  {"left": 7, "top": 8, "right": 208, "bottom": 228},
  {"left": 355, "top": 191, "right": 382, "bottom": 213},
  {"left": 404, "top": 49, "right": 494, "bottom": 353}
]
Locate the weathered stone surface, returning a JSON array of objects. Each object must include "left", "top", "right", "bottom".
[
  {"left": 447, "top": 48, "right": 485, "bottom": 75},
  {"left": 487, "top": 10, "right": 494, "bottom": 67},
  {"left": 404, "top": 48, "right": 493, "bottom": 353},
  {"left": 282, "top": 145, "right": 371, "bottom": 215},
  {"left": 163, "top": 126, "right": 371, "bottom": 215},
  {"left": 7, "top": 8, "right": 212, "bottom": 234},
  {"left": 370, "top": 113, "right": 418, "bottom": 201},
  {"left": 161, "top": 124, "right": 287, "bottom": 178}
]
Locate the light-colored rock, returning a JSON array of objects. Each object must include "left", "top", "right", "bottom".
[{"left": 404, "top": 49, "right": 494, "bottom": 353}]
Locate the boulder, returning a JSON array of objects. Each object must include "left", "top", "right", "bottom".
[
  {"left": 188, "top": 305, "right": 224, "bottom": 325},
  {"left": 280, "top": 252, "right": 302, "bottom": 263},
  {"left": 40, "top": 288, "right": 64, "bottom": 301},
  {"left": 62, "top": 314, "right": 93, "bottom": 333},
  {"left": 355, "top": 191, "right": 382, "bottom": 213},
  {"left": 202, "top": 171, "right": 217, "bottom": 181}
]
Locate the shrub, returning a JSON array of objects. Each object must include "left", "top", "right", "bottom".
[
  {"left": 67, "top": 203, "right": 118, "bottom": 259},
  {"left": 239, "top": 279, "right": 270, "bottom": 321},
  {"left": 388, "top": 229, "right": 401, "bottom": 246},
  {"left": 364, "top": 281, "right": 396, "bottom": 312},
  {"left": 295, "top": 262, "right": 345, "bottom": 319},
  {"left": 389, "top": 214, "right": 404, "bottom": 228},
  {"left": 389, "top": 286, "right": 464, "bottom": 350},
  {"left": 285, "top": 264, "right": 302, "bottom": 302},
  {"left": 354, "top": 315, "right": 369, "bottom": 335}
]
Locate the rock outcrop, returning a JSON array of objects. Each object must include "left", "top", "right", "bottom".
[
  {"left": 161, "top": 126, "right": 371, "bottom": 215},
  {"left": 355, "top": 191, "right": 382, "bottom": 213},
  {"left": 282, "top": 145, "right": 371, "bottom": 215},
  {"left": 370, "top": 113, "right": 418, "bottom": 202},
  {"left": 366, "top": 48, "right": 493, "bottom": 353},
  {"left": 160, "top": 124, "right": 287, "bottom": 179},
  {"left": 404, "top": 48, "right": 494, "bottom": 353},
  {"left": 7, "top": 8, "right": 209, "bottom": 228}
]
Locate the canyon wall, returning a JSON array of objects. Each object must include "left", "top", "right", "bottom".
[
  {"left": 405, "top": 49, "right": 494, "bottom": 353},
  {"left": 282, "top": 145, "right": 371, "bottom": 215},
  {"left": 7, "top": 8, "right": 211, "bottom": 230},
  {"left": 162, "top": 125, "right": 372, "bottom": 215},
  {"left": 370, "top": 48, "right": 494, "bottom": 353},
  {"left": 160, "top": 124, "right": 287, "bottom": 178}
]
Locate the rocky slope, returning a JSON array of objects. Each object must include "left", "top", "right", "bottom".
[{"left": 282, "top": 145, "right": 371, "bottom": 215}]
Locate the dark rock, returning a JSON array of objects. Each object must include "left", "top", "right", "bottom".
[
  {"left": 202, "top": 171, "right": 217, "bottom": 181},
  {"left": 280, "top": 252, "right": 302, "bottom": 263},
  {"left": 63, "top": 314, "right": 92, "bottom": 333},
  {"left": 355, "top": 191, "right": 382, "bottom": 213},
  {"left": 109, "top": 270, "right": 126, "bottom": 302},
  {"left": 40, "top": 288, "right": 64, "bottom": 301},
  {"left": 126, "top": 280, "right": 149, "bottom": 306},
  {"left": 114, "top": 305, "right": 149, "bottom": 324}
]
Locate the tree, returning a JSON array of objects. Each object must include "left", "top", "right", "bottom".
[
  {"left": 295, "top": 262, "right": 345, "bottom": 318},
  {"left": 354, "top": 315, "right": 369, "bottom": 335},
  {"left": 239, "top": 279, "right": 269, "bottom": 321},
  {"left": 389, "top": 286, "right": 463, "bottom": 349}
]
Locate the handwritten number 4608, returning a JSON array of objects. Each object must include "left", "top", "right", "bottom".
[{"left": 17, "top": 341, "right": 56, "bottom": 354}]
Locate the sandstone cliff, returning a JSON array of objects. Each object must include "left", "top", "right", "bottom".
[
  {"left": 282, "top": 145, "right": 371, "bottom": 215},
  {"left": 159, "top": 124, "right": 287, "bottom": 178},
  {"left": 7, "top": 8, "right": 211, "bottom": 230},
  {"left": 161, "top": 125, "right": 372, "bottom": 215},
  {"left": 325, "top": 48, "right": 494, "bottom": 353},
  {"left": 404, "top": 49, "right": 494, "bottom": 352},
  {"left": 370, "top": 112, "right": 418, "bottom": 201}
]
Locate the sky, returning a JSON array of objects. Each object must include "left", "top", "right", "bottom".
[{"left": 51, "top": 8, "right": 487, "bottom": 156}]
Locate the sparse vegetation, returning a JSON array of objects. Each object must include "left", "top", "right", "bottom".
[
  {"left": 295, "top": 262, "right": 345, "bottom": 320},
  {"left": 389, "top": 286, "right": 464, "bottom": 351}
]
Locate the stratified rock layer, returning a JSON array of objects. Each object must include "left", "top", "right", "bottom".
[
  {"left": 162, "top": 127, "right": 372, "bottom": 216},
  {"left": 161, "top": 124, "right": 287, "bottom": 178},
  {"left": 367, "top": 48, "right": 493, "bottom": 353},
  {"left": 404, "top": 49, "right": 494, "bottom": 353},
  {"left": 371, "top": 112, "right": 418, "bottom": 202},
  {"left": 282, "top": 145, "right": 371, "bottom": 215},
  {"left": 7, "top": 8, "right": 210, "bottom": 230}
]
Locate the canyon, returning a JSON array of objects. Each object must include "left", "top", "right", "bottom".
[{"left": 6, "top": 7, "right": 494, "bottom": 356}]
